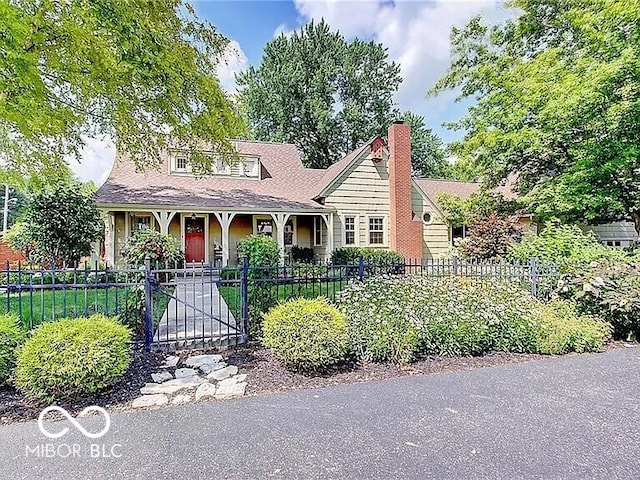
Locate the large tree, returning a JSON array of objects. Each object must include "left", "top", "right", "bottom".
[
  {"left": 431, "top": 0, "right": 640, "bottom": 234},
  {"left": 0, "top": 0, "right": 244, "bottom": 183},
  {"left": 237, "top": 20, "right": 402, "bottom": 168}
]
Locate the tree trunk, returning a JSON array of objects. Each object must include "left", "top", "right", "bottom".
[{"left": 632, "top": 212, "right": 640, "bottom": 240}]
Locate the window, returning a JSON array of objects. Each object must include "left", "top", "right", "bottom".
[
  {"left": 256, "top": 219, "right": 273, "bottom": 237},
  {"left": 243, "top": 158, "right": 259, "bottom": 177},
  {"left": 171, "top": 153, "right": 261, "bottom": 178},
  {"left": 314, "top": 217, "right": 323, "bottom": 246},
  {"left": 134, "top": 216, "right": 151, "bottom": 231},
  {"left": 368, "top": 217, "right": 384, "bottom": 245},
  {"left": 216, "top": 158, "right": 230, "bottom": 175},
  {"left": 451, "top": 225, "right": 468, "bottom": 246},
  {"left": 173, "top": 155, "right": 188, "bottom": 173},
  {"left": 422, "top": 212, "right": 433, "bottom": 224},
  {"left": 344, "top": 216, "right": 356, "bottom": 245},
  {"left": 284, "top": 219, "right": 294, "bottom": 246}
]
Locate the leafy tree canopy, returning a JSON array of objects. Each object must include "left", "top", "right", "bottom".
[
  {"left": 399, "top": 111, "right": 451, "bottom": 178},
  {"left": 7, "top": 182, "right": 103, "bottom": 265},
  {"left": 237, "top": 20, "right": 402, "bottom": 168},
  {"left": 431, "top": 0, "right": 640, "bottom": 234},
  {"left": 0, "top": 0, "right": 244, "bottom": 182},
  {"left": 438, "top": 191, "right": 518, "bottom": 227}
]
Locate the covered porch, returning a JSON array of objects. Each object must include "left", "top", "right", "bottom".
[{"left": 103, "top": 209, "right": 335, "bottom": 267}]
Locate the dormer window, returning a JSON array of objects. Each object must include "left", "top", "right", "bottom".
[
  {"left": 170, "top": 153, "right": 261, "bottom": 178},
  {"left": 172, "top": 155, "right": 189, "bottom": 173},
  {"left": 243, "top": 158, "right": 258, "bottom": 177}
]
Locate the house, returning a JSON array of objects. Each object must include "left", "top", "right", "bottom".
[{"left": 95, "top": 122, "right": 526, "bottom": 267}]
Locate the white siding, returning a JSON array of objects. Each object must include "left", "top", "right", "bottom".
[
  {"left": 324, "top": 157, "right": 390, "bottom": 249},
  {"left": 411, "top": 184, "right": 450, "bottom": 258}
]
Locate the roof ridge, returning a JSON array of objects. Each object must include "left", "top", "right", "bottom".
[
  {"left": 230, "top": 138, "right": 297, "bottom": 147},
  {"left": 415, "top": 177, "right": 480, "bottom": 184}
]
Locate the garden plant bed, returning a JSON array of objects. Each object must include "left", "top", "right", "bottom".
[
  {"left": 226, "top": 342, "right": 630, "bottom": 398},
  {"left": 0, "top": 342, "right": 631, "bottom": 425},
  {"left": 0, "top": 348, "right": 164, "bottom": 425}
]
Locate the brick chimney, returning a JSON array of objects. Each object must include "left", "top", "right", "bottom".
[{"left": 388, "top": 121, "right": 423, "bottom": 261}]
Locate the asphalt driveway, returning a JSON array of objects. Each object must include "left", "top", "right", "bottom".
[{"left": 2, "top": 347, "right": 640, "bottom": 479}]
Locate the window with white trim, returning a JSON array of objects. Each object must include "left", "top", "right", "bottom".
[
  {"left": 134, "top": 216, "right": 151, "bottom": 231},
  {"left": 344, "top": 216, "right": 356, "bottom": 245},
  {"left": 451, "top": 225, "right": 468, "bottom": 246},
  {"left": 172, "top": 155, "right": 189, "bottom": 173},
  {"left": 242, "top": 158, "right": 259, "bottom": 177},
  {"left": 368, "top": 217, "right": 384, "bottom": 245},
  {"left": 314, "top": 217, "right": 323, "bottom": 246},
  {"left": 284, "top": 219, "right": 295, "bottom": 246},
  {"left": 216, "top": 157, "right": 230, "bottom": 175}
]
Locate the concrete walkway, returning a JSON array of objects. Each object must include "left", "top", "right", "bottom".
[
  {"left": 153, "top": 275, "right": 240, "bottom": 347},
  {"left": 3, "top": 347, "right": 640, "bottom": 479}
]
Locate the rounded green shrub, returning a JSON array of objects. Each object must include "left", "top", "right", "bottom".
[
  {"left": 0, "top": 314, "right": 25, "bottom": 384},
  {"left": 534, "top": 301, "right": 610, "bottom": 354},
  {"left": 15, "top": 315, "right": 132, "bottom": 400},
  {"left": 262, "top": 298, "right": 349, "bottom": 370}
]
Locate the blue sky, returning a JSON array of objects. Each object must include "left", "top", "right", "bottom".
[{"left": 73, "top": 1, "right": 510, "bottom": 184}]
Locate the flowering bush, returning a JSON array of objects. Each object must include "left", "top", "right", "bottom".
[
  {"left": 335, "top": 275, "right": 609, "bottom": 363},
  {"left": 121, "top": 229, "right": 184, "bottom": 268},
  {"left": 557, "top": 260, "right": 640, "bottom": 339}
]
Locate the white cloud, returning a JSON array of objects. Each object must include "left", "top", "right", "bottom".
[
  {"left": 273, "top": 23, "right": 295, "bottom": 38},
  {"left": 70, "top": 136, "right": 116, "bottom": 187},
  {"left": 216, "top": 39, "right": 249, "bottom": 92},
  {"left": 292, "top": 0, "right": 513, "bottom": 139}
]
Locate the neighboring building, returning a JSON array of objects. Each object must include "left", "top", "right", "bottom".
[
  {"left": 95, "top": 122, "right": 526, "bottom": 267},
  {"left": 584, "top": 222, "right": 639, "bottom": 249}
]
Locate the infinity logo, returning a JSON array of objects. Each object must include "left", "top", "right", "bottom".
[{"left": 38, "top": 406, "right": 111, "bottom": 439}]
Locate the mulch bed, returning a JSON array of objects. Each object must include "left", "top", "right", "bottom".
[
  {"left": 0, "top": 341, "right": 633, "bottom": 425},
  {"left": 0, "top": 348, "right": 164, "bottom": 425},
  {"left": 228, "top": 344, "right": 546, "bottom": 397}
]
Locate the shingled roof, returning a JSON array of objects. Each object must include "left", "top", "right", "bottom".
[
  {"left": 95, "top": 140, "right": 329, "bottom": 212},
  {"left": 414, "top": 178, "right": 518, "bottom": 214},
  {"left": 96, "top": 137, "right": 517, "bottom": 213}
]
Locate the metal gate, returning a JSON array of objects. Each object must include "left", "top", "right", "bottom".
[{"left": 144, "top": 262, "right": 248, "bottom": 350}]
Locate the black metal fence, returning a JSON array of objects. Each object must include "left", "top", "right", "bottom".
[{"left": 0, "top": 257, "right": 559, "bottom": 351}]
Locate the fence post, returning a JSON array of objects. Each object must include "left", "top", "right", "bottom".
[
  {"left": 240, "top": 255, "right": 249, "bottom": 342},
  {"left": 143, "top": 257, "right": 153, "bottom": 352},
  {"left": 358, "top": 255, "right": 365, "bottom": 282},
  {"left": 530, "top": 257, "right": 538, "bottom": 298},
  {"left": 452, "top": 256, "right": 459, "bottom": 276}
]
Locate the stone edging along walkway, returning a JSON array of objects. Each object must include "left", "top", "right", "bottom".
[{"left": 132, "top": 354, "right": 247, "bottom": 408}]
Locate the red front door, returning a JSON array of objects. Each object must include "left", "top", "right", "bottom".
[{"left": 185, "top": 217, "right": 205, "bottom": 263}]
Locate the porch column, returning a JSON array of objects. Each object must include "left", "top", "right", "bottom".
[
  {"left": 104, "top": 212, "right": 115, "bottom": 266},
  {"left": 272, "top": 213, "right": 290, "bottom": 263},
  {"left": 213, "top": 212, "right": 236, "bottom": 267},
  {"left": 321, "top": 213, "right": 334, "bottom": 262},
  {"left": 152, "top": 211, "right": 177, "bottom": 235}
]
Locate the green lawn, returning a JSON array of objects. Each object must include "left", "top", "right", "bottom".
[
  {"left": 219, "top": 279, "right": 347, "bottom": 315},
  {"left": 2, "top": 285, "right": 172, "bottom": 331}
]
